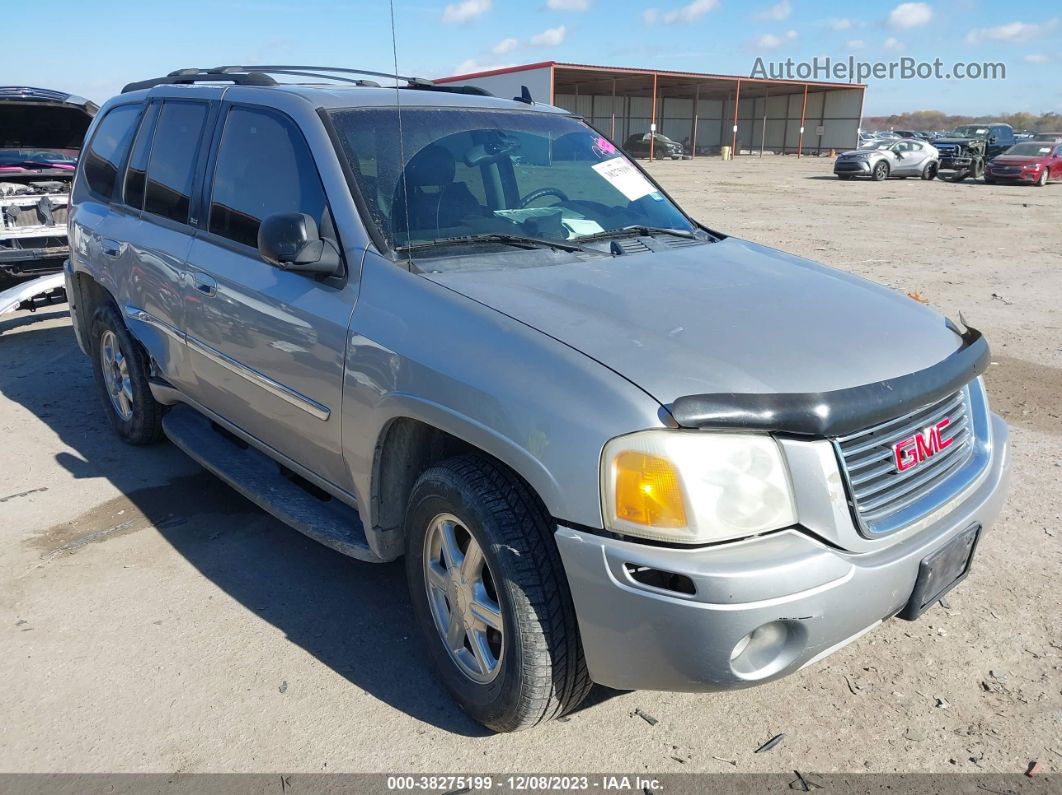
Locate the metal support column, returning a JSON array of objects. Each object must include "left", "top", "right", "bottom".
[
  {"left": 690, "top": 84, "right": 699, "bottom": 158},
  {"left": 797, "top": 83, "right": 808, "bottom": 159},
  {"left": 649, "top": 73, "right": 658, "bottom": 162},
  {"left": 610, "top": 78, "right": 616, "bottom": 140},
  {"left": 731, "top": 79, "right": 742, "bottom": 156},
  {"left": 759, "top": 86, "right": 769, "bottom": 157}
]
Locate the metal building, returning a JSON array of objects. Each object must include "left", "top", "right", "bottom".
[{"left": 435, "top": 61, "right": 866, "bottom": 159}]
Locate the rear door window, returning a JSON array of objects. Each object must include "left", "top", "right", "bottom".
[
  {"left": 82, "top": 104, "right": 141, "bottom": 199},
  {"left": 207, "top": 106, "right": 327, "bottom": 248},
  {"left": 143, "top": 101, "right": 209, "bottom": 224}
]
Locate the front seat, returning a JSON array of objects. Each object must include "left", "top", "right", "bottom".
[{"left": 391, "top": 144, "right": 483, "bottom": 238}]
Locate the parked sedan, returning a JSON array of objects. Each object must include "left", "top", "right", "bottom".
[
  {"left": 834, "top": 139, "right": 939, "bottom": 181},
  {"left": 622, "top": 133, "right": 685, "bottom": 160},
  {"left": 985, "top": 141, "right": 1062, "bottom": 186}
]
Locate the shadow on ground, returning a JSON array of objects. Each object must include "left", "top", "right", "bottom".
[{"left": 1, "top": 315, "right": 621, "bottom": 736}]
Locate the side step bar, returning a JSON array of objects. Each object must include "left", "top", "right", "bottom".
[{"left": 162, "top": 404, "right": 382, "bottom": 562}]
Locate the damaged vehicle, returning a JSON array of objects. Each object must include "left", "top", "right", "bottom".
[
  {"left": 67, "top": 67, "right": 1010, "bottom": 733},
  {"left": 932, "top": 123, "right": 1015, "bottom": 182},
  {"left": 0, "top": 87, "right": 96, "bottom": 285}
]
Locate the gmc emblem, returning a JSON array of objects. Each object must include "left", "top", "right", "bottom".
[{"left": 894, "top": 418, "right": 952, "bottom": 473}]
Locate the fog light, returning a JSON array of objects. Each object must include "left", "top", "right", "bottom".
[{"left": 729, "top": 620, "right": 807, "bottom": 679}]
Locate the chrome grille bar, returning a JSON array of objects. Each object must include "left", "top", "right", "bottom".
[{"left": 834, "top": 388, "right": 976, "bottom": 535}]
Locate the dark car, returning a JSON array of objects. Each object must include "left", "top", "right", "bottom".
[
  {"left": 0, "top": 87, "right": 97, "bottom": 284},
  {"left": 985, "top": 141, "right": 1062, "bottom": 186},
  {"left": 1032, "top": 132, "right": 1062, "bottom": 142},
  {"left": 932, "top": 123, "right": 1015, "bottom": 182},
  {"left": 623, "top": 133, "right": 685, "bottom": 160}
]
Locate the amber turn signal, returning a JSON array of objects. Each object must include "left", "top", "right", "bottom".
[{"left": 612, "top": 451, "right": 688, "bottom": 529}]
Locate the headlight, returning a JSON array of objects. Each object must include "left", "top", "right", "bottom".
[{"left": 601, "top": 430, "right": 797, "bottom": 544}]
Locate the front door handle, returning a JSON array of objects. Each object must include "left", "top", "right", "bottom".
[
  {"left": 101, "top": 238, "right": 122, "bottom": 258},
  {"left": 193, "top": 272, "right": 217, "bottom": 297}
]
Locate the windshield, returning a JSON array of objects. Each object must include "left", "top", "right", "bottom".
[
  {"left": 1005, "top": 143, "right": 1053, "bottom": 157},
  {"left": 0, "top": 148, "right": 78, "bottom": 169},
  {"left": 949, "top": 126, "right": 989, "bottom": 137},
  {"left": 327, "top": 108, "right": 695, "bottom": 253}
]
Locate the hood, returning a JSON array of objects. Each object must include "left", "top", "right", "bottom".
[
  {"left": 934, "top": 137, "right": 980, "bottom": 145},
  {"left": 839, "top": 149, "right": 875, "bottom": 157},
  {"left": 991, "top": 155, "right": 1045, "bottom": 165},
  {"left": 0, "top": 87, "right": 97, "bottom": 151},
  {"left": 426, "top": 237, "right": 964, "bottom": 405}
]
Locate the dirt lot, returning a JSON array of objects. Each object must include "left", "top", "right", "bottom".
[{"left": 1, "top": 156, "right": 1059, "bottom": 775}]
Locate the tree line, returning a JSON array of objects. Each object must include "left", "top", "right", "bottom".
[{"left": 862, "top": 110, "right": 1062, "bottom": 133}]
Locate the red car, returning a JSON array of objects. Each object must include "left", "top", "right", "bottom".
[{"left": 985, "top": 141, "right": 1062, "bottom": 186}]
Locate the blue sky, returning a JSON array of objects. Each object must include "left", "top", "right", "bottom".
[{"left": 7, "top": 0, "right": 1060, "bottom": 115}]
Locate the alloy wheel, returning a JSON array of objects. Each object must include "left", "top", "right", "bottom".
[
  {"left": 423, "top": 513, "right": 505, "bottom": 684},
  {"left": 99, "top": 329, "right": 134, "bottom": 421}
]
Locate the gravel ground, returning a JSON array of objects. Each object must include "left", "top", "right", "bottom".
[{"left": 0, "top": 155, "right": 1059, "bottom": 775}]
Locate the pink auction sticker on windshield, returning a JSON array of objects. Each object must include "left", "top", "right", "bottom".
[{"left": 592, "top": 136, "right": 617, "bottom": 157}]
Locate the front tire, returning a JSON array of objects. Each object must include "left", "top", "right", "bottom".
[
  {"left": 89, "top": 302, "right": 165, "bottom": 445},
  {"left": 405, "top": 455, "right": 592, "bottom": 732},
  {"left": 1036, "top": 168, "right": 1049, "bottom": 187},
  {"left": 872, "top": 161, "right": 889, "bottom": 181}
]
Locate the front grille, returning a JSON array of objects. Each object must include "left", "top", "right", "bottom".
[
  {"left": 835, "top": 389, "right": 975, "bottom": 533},
  {"left": 992, "top": 167, "right": 1020, "bottom": 175}
]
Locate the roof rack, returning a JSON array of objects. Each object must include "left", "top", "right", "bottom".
[{"left": 121, "top": 65, "right": 493, "bottom": 97}]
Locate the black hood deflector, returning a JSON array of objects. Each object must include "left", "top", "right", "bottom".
[{"left": 669, "top": 324, "right": 989, "bottom": 437}]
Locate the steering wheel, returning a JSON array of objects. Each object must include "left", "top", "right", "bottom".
[{"left": 519, "top": 187, "right": 569, "bottom": 208}]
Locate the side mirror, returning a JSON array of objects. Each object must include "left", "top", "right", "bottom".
[{"left": 258, "top": 213, "right": 341, "bottom": 275}]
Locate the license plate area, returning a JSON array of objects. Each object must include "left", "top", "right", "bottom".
[{"left": 899, "top": 524, "right": 981, "bottom": 621}]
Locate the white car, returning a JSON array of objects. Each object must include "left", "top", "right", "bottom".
[{"left": 835, "top": 138, "right": 940, "bottom": 181}]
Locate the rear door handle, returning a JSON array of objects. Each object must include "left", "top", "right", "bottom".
[
  {"left": 193, "top": 272, "right": 217, "bottom": 297},
  {"left": 101, "top": 238, "right": 122, "bottom": 258}
]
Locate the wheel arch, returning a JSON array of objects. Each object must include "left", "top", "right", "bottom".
[
  {"left": 364, "top": 397, "right": 567, "bottom": 562},
  {"left": 70, "top": 270, "right": 119, "bottom": 354}
]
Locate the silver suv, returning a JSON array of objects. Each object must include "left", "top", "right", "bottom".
[{"left": 66, "top": 66, "right": 1010, "bottom": 733}]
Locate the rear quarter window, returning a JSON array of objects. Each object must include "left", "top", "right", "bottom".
[{"left": 81, "top": 104, "right": 141, "bottom": 199}]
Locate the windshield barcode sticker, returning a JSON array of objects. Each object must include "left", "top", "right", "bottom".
[{"left": 591, "top": 158, "right": 655, "bottom": 202}]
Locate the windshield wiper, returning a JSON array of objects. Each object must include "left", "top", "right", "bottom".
[
  {"left": 575, "top": 225, "right": 698, "bottom": 242},
  {"left": 396, "top": 233, "right": 592, "bottom": 254}
]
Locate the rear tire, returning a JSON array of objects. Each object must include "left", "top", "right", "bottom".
[
  {"left": 921, "top": 162, "right": 938, "bottom": 180},
  {"left": 872, "top": 161, "right": 889, "bottom": 181},
  {"left": 404, "top": 455, "right": 592, "bottom": 732},
  {"left": 89, "top": 302, "right": 165, "bottom": 445}
]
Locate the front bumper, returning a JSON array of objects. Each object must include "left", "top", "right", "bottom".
[
  {"left": 556, "top": 414, "right": 1009, "bottom": 692},
  {"left": 939, "top": 155, "right": 975, "bottom": 170},
  {"left": 834, "top": 160, "right": 871, "bottom": 175},
  {"left": 986, "top": 167, "right": 1040, "bottom": 183},
  {"left": 0, "top": 243, "right": 69, "bottom": 275}
]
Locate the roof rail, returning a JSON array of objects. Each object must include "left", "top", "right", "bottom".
[
  {"left": 120, "top": 65, "right": 493, "bottom": 97},
  {"left": 235, "top": 65, "right": 434, "bottom": 86},
  {"left": 122, "top": 68, "right": 276, "bottom": 93}
]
